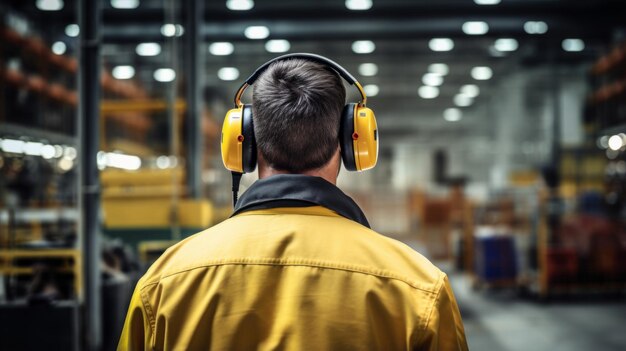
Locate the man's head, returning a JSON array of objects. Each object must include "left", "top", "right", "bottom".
[{"left": 252, "top": 58, "right": 346, "bottom": 173}]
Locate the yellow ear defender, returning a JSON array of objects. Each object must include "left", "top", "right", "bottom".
[{"left": 221, "top": 53, "right": 379, "bottom": 205}]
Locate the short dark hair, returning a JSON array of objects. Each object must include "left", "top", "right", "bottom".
[{"left": 252, "top": 58, "right": 346, "bottom": 172}]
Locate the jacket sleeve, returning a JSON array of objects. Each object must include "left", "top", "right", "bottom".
[
  {"left": 419, "top": 274, "right": 469, "bottom": 351},
  {"left": 117, "top": 286, "right": 152, "bottom": 351}
]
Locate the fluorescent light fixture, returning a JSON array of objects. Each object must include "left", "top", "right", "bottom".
[
  {"left": 65, "top": 24, "right": 80, "bottom": 37},
  {"left": 112, "top": 65, "right": 135, "bottom": 80},
  {"left": 363, "top": 84, "right": 379, "bottom": 97},
  {"left": 462, "top": 21, "right": 489, "bottom": 35},
  {"left": 474, "top": 0, "right": 500, "bottom": 4},
  {"left": 429, "top": 38, "right": 454, "bottom": 52},
  {"left": 422, "top": 73, "right": 443, "bottom": 87},
  {"left": 209, "top": 42, "right": 234, "bottom": 56},
  {"left": 265, "top": 39, "right": 290, "bottom": 53},
  {"left": 52, "top": 41, "right": 66, "bottom": 55},
  {"left": 1, "top": 139, "right": 25, "bottom": 154},
  {"left": 345, "top": 0, "right": 372, "bottom": 10},
  {"left": 418, "top": 86, "right": 439, "bottom": 99},
  {"left": 154, "top": 68, "right": 176, "bottom": 82},
  {"left": 136, "top": 42, "right": 161, "bottom": 56},
  {"left": 524, "top": 21, "right": 548, "bottom": 34},
  {"left": 454, "top": 94, "right": 473, "bottom": 107},
  {"left": 352, "top": 40, "right": 376, "bottom": 54},
  {"left": 156, "top": 155, "right": 171, "bottom": 169},
  {"left": 58, "top": 157, "right": 74, "bottom": 171},
  {"left": 494, "top": 38, "right": 518, "bottom": 52},
  {"left": 444, "top": 108, "right": 462, "bottom": 122},
  {"left": 460, "top": 84, "right": 480, "bottom": 98},
  {"left": 358, "top": 63, "right": 378, "bottom": 76},
  {"left": 64, "top": 146, "right": 77, "bottom": 160},
  {"left": 161, "top": 24, "right": 184, "bottom": 37},
  {"left": 226, "top": 0, "right": 254, "bottom": 11},
  {"left": 24, "top": 142, "right": 44, "bottom": 156},
  {"left": 218, "top": 67, "right": 240, "bottom": 81},
  {"left": 41, "top": 145, "right": 56, "bottom": 159},
  {"left": 471, "top": 66, "right": 493, "bottom": 80},
  {"left": 428, "top": 63, "right": 449, "bottom": 76},
  {"left": 244, "top": 26, "right": 270, "bottom": 39},
  {"left": 105, "top": 153, "right": 141, "bottom": 170},
  {"left": 53, "top": 145, "right": 64, "bottom": 158},
  {"left": 562, "top": 39, "right": 585, "bottom": 52},
  {"left": 608, "top": 135, "right": 623, "bottom": 151},
  {"left": 111, "top": 0, "right": 139, "bottom": 9},
  {"left": 37, "top": 0, "right": 63, "bottom": 11}
]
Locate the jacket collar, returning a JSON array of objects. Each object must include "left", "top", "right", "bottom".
[{"left": 232, "top": 174, "right": 370, "bottom": 228}]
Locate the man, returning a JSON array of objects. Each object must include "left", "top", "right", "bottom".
[{"left": 118, "top": 57, "right": 468, "bottom": 350}]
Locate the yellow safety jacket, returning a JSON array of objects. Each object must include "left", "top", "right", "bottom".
[{"left": 118, "top": 175, "right": 467, "bottom": 350}]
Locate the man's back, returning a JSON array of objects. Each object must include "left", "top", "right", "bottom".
[{"left": 118, "top": 204, "right": 467, "bottom": 350}]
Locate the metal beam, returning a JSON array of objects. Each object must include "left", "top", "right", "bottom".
[{"left": 78, "top": 0, "right": 101, "bottom": 349}]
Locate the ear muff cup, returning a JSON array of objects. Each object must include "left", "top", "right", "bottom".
[
  {"left": 241, "top": 104, "right": 257, "bottom": 173},
  {"left": 340, "top": 103, "right": 357, "bottom": 171}
]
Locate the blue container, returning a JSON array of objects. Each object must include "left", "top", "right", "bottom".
[{"left": 475, "top": 236, "right": 518, "bottom": 282}]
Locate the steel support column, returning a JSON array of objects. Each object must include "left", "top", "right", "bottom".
[
  {"left": 78, "top": 0, "right": 102, "bottom": 349},
  {"left": 184, "top": 0, "right": 203, "bottom": 198}
]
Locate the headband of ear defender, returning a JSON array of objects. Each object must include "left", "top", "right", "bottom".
[{"left": 220, "top": 53, "right": 378, "bottom": 174}]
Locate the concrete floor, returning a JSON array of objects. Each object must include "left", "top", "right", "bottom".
[
  {"left": 449, "top": 274, "right": 626, "bottom": 351},
  {"left": 398, "top": 238, "right": 626, "bottom": 350}
]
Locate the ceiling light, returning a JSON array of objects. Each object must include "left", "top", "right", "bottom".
[
  {"left": 608, "top": 135, "right": 623, "bottom": 151},
  {"left": 460, "top": 84, "right": 480, "bottom": 98},
  {"left": 265, "top": 39, "right": 290, "bottom": 53},
  {"left": 462, "top": 21, "right": 489, "bottom": 35},
  {"left": 53, "top": 145, "right": 63, "bottom": 158},
  {"left": 209, "top": 42, "right": 234, "bottom": 56},
  {"left": 156, "top": 155, "right": 171, "bottom": 169},
  {"left": 494, "top": 38, "right": 518, "bottom": 52},
  {"left": 154, "top": 68, "right": 176, "bottom": 82},
  {"left": 444, "top": 108, "right": 462, "bottom": 122},
  {"left": 41, "top": 145, "right": 56, "bottom": 159},
  {"left": 597, "top": 136, "right": 609, "bottom": 149},
  {"left": 418, "top": 86, "right": 439, "bottom": 99},
  {"left": 471, "top": 66, "right": 493, "bottom": 80},
  {"left": 524, "top": 21, "right": 548, "bottom": 34},
  {"left": 37, "top": 0, "right": 64, "bottom": 11},
  {"left": 429, "top": 38, "right": 454, "bottom": 52},
  {"left": 345, "top": 0, "right": 372, "bottom": 10},
  {"left": 65, "top": 24, "right": 80, "bottom": 37},
  {"left": 358, "top": 63, "right": 378, "bottom": 76},
  {"left": 24, "top": 142, "right": 44, "bottom": 156},
  {"left": 161, "top": 24, "right": 184, "bottom": 37},
  {"left": 422, "top": 73, "right": 443, "bottom": 86},
  {"left": 64, "top": 146, "right": 77, "bottom": 160},
  {"left": 428, "top": 63, "right": 449, "bottom": 76},
  {"left": 52, "top": 41, "right": 66, "bottom": 55},
  {"left": 105, "top": 153, "right": 141, "bottom": 170},
  {"left": 352, "top": 40, "right": 376, "bottom": 54},
  {"left": 136, "top": 42, "right": 161, "bottom": 56},
  {"left": 111, "top": 0, "right": 139, "bottom": 9},
  {"left": 363, "top": 84, "right": 379, "bottom": 97},
  {"left": 58, "top": 157, "right": 74, "bottom": 171},
  {"left": 244, "top": 26, "right": 270, "bottom": 39},
  {"left": 226, "top": 0, "right": 254, "bottom": 10},
  {"left": 218, "top": 67, "right": 240, "bottom": 81},
  {"left": 562, "top": 39, "right": 585, "bottom": 52},
  {"left": 454, "top": 94, "right": 473, "bottom": 107},
  {"left": 1, "top": 139, "right": 25, "bottom": 154},
  {"left": 112, "top": 65, "right": 135, "bottom": 79},
  {"left": 474, "top": 0, "right": 500, "bottom": 4}
]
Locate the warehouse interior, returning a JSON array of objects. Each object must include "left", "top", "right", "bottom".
[{"left": 1, "top": 0, "right": 626, "bottom": 349}]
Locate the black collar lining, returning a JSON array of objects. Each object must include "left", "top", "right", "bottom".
[{"left": 231, "top": 175, "right": 370, "bottom": 228}]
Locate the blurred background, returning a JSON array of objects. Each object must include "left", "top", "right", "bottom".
[{"left": 1, "top": 0, "right": 626, "bottom": 350}]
